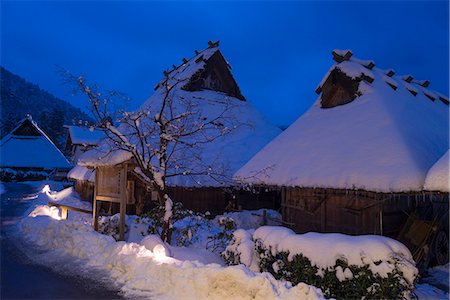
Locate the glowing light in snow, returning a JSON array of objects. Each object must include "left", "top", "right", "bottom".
[
  {"left": 153, "top": 244, "right": 167, "bottom": 261},
  {"left": 41, "top": 184, "right": 51, "bottom": 195}
]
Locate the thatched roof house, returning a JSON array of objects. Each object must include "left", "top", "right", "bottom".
[
  {"left": 75, "top": 42, "right": 281, "bottom": 214},
  {"left": 235, "top": 49, "right": 449, "bottom": 192},
  {"left": 0, "top": 115, "right": 71, "bottom": 180},
  {"left": 234, "top": 50, "right": 449, "bottom": 266}
]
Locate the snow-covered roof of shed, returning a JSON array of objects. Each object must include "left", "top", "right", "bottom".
[
  {"left": 65, "top": 125, "right": 105, "bottom": 146},
  {"left": 78, "top": 43, "right": 281, "bottom": 187},
  {"left": 0, "top": 115, "right": 72, "bottom": 169},
  {"left": 235, "top": 50, "right": 449, "bottom": 192},
  {"left": 67, "top": 165, "right": 95, "bottom": 182},
  {"left": 424, "top": 150, "right": 449, "bottom": 192}
]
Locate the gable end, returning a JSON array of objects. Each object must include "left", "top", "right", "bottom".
[
  {"left": 182, "top": 51, "right": 245, "bottom": 101},
  {"left": 320, "top": 69, "right": 361, "bottom": 108}
]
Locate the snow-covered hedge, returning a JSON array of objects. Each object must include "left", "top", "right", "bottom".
[
  {"left": 0, "top": 168, "right": 48, "bottom": 181},
  {"left": 223, "top": 226, "right": 418, "bottom": 299}
]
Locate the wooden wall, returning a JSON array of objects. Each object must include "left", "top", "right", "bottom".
[
  {"left": 167, "top": 186, "right": 230, "bottom": 216},
  {"left": 73, "top": 180, "right": 94, "bottom": 202},
  {"left": 281, "top": 187, "right": 420, "bottom": 237}
]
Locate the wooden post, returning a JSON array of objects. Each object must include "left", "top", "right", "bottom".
[
  {"left": 118, "top": 164, "right": 127, "bottom": 241},
  {"left": 262, "top": 209, "right": 267, "bottom": 226},
  {"left": 93, "top": 167, "right": 99, "bottom": 231},
  {"left": 61, "top": 207, "right": 68, "bottom": 220}
]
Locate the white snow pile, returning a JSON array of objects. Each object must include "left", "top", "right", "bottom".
[
  {"left": 225, "top": 226, "right": 418, "bottom": 285},
  {"left": 0, "top": 182, "right": 5, "bottom": 195},
  {"left": 235, "top": 52, "right": 449, "bottom": 192},
  {"left": 424, "top": 150, "right": 449, "bottom": 192},
  {"left": 20, "top": 193, "right": 324, "bottom": 299},
  {"left": 78, "top": 44, "right": 281, "bottom": 187},
  {"left": 213, "top": 209, "right": 281, "bottom": 230},
  {"left": 67, "top": 165, "right": 95, "bottom": 183}
]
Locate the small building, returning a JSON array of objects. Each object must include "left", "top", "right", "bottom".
[
  {"left": 0, "top": 115, "right": 72, "bottom": 180},
  {"left": 234, "top": 50, "right": 449, "bottom": 264},
  {"left": 64, "top": 125, "right": 105, "bottom": 163},
  {"left": 74, "top": 41, "right": 281, "bottom": 216}
]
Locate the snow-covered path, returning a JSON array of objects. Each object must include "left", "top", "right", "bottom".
[{"left": 0, "top": 182, "right": 122, "bottom": 299}]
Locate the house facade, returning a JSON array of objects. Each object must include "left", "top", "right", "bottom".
[{"left": 234, "top": 49, "right": 449, "bottom": 266}]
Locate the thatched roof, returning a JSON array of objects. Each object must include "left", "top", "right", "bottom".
[
  {"left": 78, "top": 42, "right": 281, "bottom": 187},
  {"left": 0, "top": 115, "right": 71, "bottom": 170},
  {"left": 235, "top": 50, "right": 449, "bottom": 193}
]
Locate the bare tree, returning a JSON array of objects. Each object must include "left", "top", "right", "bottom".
[{"left": 68, "top": 72, "right": 242, "bottom": 242}]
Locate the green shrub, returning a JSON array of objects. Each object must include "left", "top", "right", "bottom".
[{"left": 224, "top": 231, "right": 417, "bottom": 299}]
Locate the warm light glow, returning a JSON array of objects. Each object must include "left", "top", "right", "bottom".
[
  {"left": 41, "top": 184, "right": 51, "bottom": 195},
  {"left": 29, "top": 205, "right": 61, "bottom": 220},
  {"left": 153, "top": 244, "right": 167, "bottom": 260}
]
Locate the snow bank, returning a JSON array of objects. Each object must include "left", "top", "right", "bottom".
[
  {"left": 0, "top": 182, "right": 5, "bottom": 195},
  {"left": 20, "top": 216, "right": 324, "bottom": 299},
  {"left": 254, "top": 226, "right": 417, "bottom": 283},
  {"left": 226, "top": 226, "right": 417, "bottom": 285},
  {"left": 424, "top": 150, "right": 449, "bottom": 192},
  {"left": 19, "top": 185, "right": 325, "bottom": 299}
]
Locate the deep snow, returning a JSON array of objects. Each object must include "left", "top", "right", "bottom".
[
  {"left": 11, "top": 181, "right": 449, "bottom": 299},
  {"left": 18, "top": 183, "right": 324, "bottom": 299}
]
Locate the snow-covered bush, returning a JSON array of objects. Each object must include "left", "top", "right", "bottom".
[
  {"left": 205, "top": 217, "right": 236, "bottom": 252},
  {"left": 223, "top": 226, "right": 418, "bottom": 299},
  {"left": 98, "top": 214, "right": 129, "bottom": 240},
  {"left": 0, "top": 168, "right": 48, "bottom": 182}
]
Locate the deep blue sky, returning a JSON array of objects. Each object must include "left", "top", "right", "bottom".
[{"left": 1, "top": 1, "right": 448, "bottom": 126}]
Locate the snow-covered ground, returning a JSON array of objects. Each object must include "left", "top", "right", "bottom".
[
  {"left": 17, "top": 182, "right": 324, "bottom": 299},
  {"left": 11, "top": 181, "right": 449, "bottom": 299}
]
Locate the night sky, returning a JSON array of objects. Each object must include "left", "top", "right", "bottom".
[{"left": 1, "top": 1, "right": 448, "bottom": 126}]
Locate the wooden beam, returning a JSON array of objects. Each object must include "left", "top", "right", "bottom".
[
  {"left": 119, "top": 163, "right": 127, "bottom": 241},
  {"left": 93, "top": 167, "right": 99, "bottom": 231}
]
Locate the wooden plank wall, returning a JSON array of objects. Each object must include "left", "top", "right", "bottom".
[
  {"left": 167, "top": 187, "right": 230, "bottom": 216},
  {"left": 282, "top": 187, "right": 416, "bottom": 236},
  {"left": 74, "top": 180, "right": 94, "bottom": 202},
  {"left": 236, "top": 189, "right": 281, "bottom": 211}
]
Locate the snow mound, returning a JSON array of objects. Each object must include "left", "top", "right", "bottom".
[
  {"left": 254, "top": 226, "right": 416, "bottom": 282},
  {"left": 140, "top": 234, "right": 172, "bottom": 257},
  {"left": 424, "top": 150, "right": 449, "bottom": 192},
  {"left": 19, "top": 217, "right": 325, "bottom": 299}
]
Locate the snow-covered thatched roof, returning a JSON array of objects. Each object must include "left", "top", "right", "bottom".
[
  {"left": 78, "top": 42, "right": 281, "bottom": 187},
  {"left": 0, "top": 115, "right": 72, "bottom": 170},
  {"left": 424, "top": 150, "right": 449, "bottom": 192},
  {"left": 234, "top": 50, "right": 449, "bottom": 193},
  {"left": 65, "top": 125, "right": 105, "bottom": 146}
]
